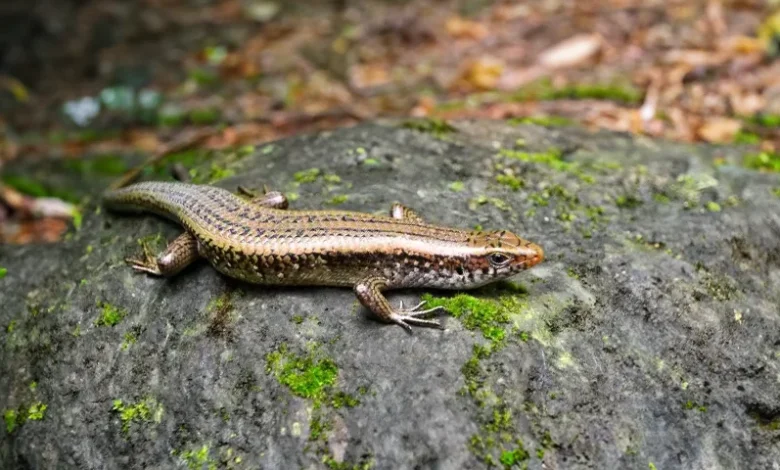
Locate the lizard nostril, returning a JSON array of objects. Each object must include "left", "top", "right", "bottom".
[{"left": 456, "top": 266, "right": 465, "bottom": 276}]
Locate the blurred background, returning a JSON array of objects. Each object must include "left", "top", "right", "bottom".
[{"left": 0, "top": 0, "right": 778, "bottom": 243}]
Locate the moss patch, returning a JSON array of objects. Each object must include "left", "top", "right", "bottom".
[
  {"left": 0, "top": 267, "right": 6, "bottom": 279},
  {"left": 266, "top": 344, "right": 339, "bottom": 401},
  {"left": 112, "top": 397, "right": 163, "bottom": 434},
  {"left": 423, "top": 286, "right": 546, "bottom": 467},
  {"left": 508, "top": 116, "right": 574, "bottom": 127},
  {"left": 401, "top": 118, "right": 456, "bottom": 138},
  {"left": 744, "top": 151, "right": 780, "bottom": 172},
  {"left": 4, "top": 401, "right": 47, "bottom": 434},
  {"left": 95, "top": 302, "right": 127, "bottom": 327}
]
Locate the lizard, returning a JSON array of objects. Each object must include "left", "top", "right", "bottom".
[{"left": 103, "top": 181, "right": 544, "bottom": 332}]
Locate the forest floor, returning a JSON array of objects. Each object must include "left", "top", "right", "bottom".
[{"left": 0, "top": 0, "right": 778, "bottom": 242}]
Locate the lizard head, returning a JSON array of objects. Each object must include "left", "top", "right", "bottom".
[{"left": 454, "top": 229, "right": 543, "bottom": 288}]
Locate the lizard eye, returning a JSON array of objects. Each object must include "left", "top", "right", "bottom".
[{"left": 487, "top": 253, "right": 512, "bottom": 267}]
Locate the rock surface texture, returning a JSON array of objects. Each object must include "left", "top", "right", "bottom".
[{"left": 1, "top": 121, "right": 779, "bottom": 469}]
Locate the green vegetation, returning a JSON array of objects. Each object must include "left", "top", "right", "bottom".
[
  {"left": 508, "top": 115, "right": 573, "bottom": 127},
  {"left": 178, "top": 444, "right": 215, "bottom": 470},
  {"left": 496, "top": 173, "right": 524, "bottom": 191},
  {"left": 188, "top": 107, "right": 221, "bottom": 125},
  {"left": 94, "top": 302, "right": 127, "bottom": 327},
  {"left": 615, "top": 195, "right": 642, "bottom": 209},
  {"left": 423, "top": 286, "right": 545, "bottom": 467},
  {"left": 733, "top": 130, "right": 760, "bottom": 144},
  {"left": 706, "top": 201, "right": 721, "bottom": 212},
  {"left": 4, "top": 402, "right": 47, "bottom": 434},
  {"left": 65, "top": 154, "right": 127, "bottom": 176},
  {"left": 294, "top": 168, "right": 322, "bottom": 183},
  {"left": 743, "top": 113, "right": 780, "bottom": 128},
  {"left": 744, "top": 151, "right": 780, "bottom": 172},
  {"left": 0, "top": 267, "right": 6, "bottom": 279},
  {"left": 327, "top": 195, "right": 348, "bottom": 205},
  {"left": 449, "top": 181, "right": 466, "bottom": 192},
  {"left": 512, "top": 79, "right": 642, "bottom": 104},
  {"left": 773, "top": 188, "right": 780, "bottom": 198},
  {"left": 1, "top": 174, "right": 81, "bottom": 203},
  {"left": 401, "top": 118, "right": 456, "bottom": 138},
  {"left": 499, "top": 147, "right": 594, "bottom": 183},
  {"left": 266, "top": 344, "right": 339, "bottom": 401},
  {"left": 112, "top": 397, "right": 163, "bottom": 434}
]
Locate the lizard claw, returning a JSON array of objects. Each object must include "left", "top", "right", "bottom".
[{"left": 391, "top": 300, "right": 446, "bottom": 332}]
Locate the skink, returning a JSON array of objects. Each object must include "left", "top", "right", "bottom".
[{"left": 104, "top": 182, "right": 544, "bottom": 332}]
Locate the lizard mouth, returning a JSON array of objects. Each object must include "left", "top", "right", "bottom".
[{"left": 518, "top": 242, "right": 544, "bottom": 268}]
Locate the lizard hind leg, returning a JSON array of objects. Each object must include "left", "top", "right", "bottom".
[
  {"left": 126, "top": 232, "right": 200, "bottom": 277},
  {"left": 238, "top": 185, "right": 289, "bottom": 209}
]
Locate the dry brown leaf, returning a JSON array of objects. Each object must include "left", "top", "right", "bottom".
[
  {"left": 349, "top": 63, "right": 391, "bottom": 89},
  {"left": 697, "top": 117, "right": 741, "bottom": 143},
  {"left": 537, "top": 34, "right": 602, "bottom": 69},
  {"left": 459, "top": 58, "right": 504, "bottom": 90},
  {"left": 445, "top": 16, "right": 488, "bottom": 40}
]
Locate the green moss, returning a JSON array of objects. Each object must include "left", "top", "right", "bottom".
[
  {"left": 330, "top": 391, "right": 360, "bottom": 409},
  {"left": 653, "top": 193, "right": 671, "bottom": 204},
  {"left": 733, "top": 131, "right": 761, "bottom": 144},
  {"left": 291, "top": 315, "right": 305, "bottom": 324},
  {"left": 294, "top": 168, "right": 322, "bottom": 183},
  {"left": 499, "top": 147, "right": 593, "bottom": 183},
  {"left": 0, "top": 267, "right": 6, "bottom": 279},
  {"left": 616, "top": 195, "right": 642, "bottom": 209},
  {"left": 449, "top": 181, "right": 466, "bottom": 192},
  {"left": 649, "top": 463, "right": 657, "bottom": 470},
  {"left": 95, "top": 302, "right": 127, "bottom": 327},
  {"left": 112, "top": 397, "right": 163, "bottom": 434},
  {"left": 499, "top": 444, "right": 529, "bottom": 468},
  {"left": 309, "top": 414, "right": 330, "bottom": 441},
  {"left": 496, "top": 173, "right": 524, "bottom": 191},
  {"left": 743, "top": 114, "right": 780, "bottom": 128},
  {"left": 512, "top": 79, "right": 642, "bottom": 104},
  {"left": 177, "top": 444, "right": 217, "bottom": 470},
  {"left": 401, "top": 118, "right": 456, "bottom": 138},
  {"left": 265, "top": 344, "right": 338, "bottom": 401},
  {"left": 188, "top": 107, "right": 221, "bottom": 125},
  {"left": 469, "top": 195, "right": 510, "bottom": 211},
  {"left": 683, "top": 400, "right": 707, "bottom": 412},
  {"left": 4, "top": 401, "right": 47, "bottom": 434},
  {"left": 1, "top": 174, "right": 81, "bottom": 202},
  {"left": 121, "top": 332, "right": 137, "bottom": 350},
  {"left": 422, "top": 294, "right": 512, "bottom": 344},
  {"left": 773, "top": 188, "right": 780, "bottom": 198},
  {"left": 4, "top": 409, "right": 19, "bottom": 434},
  {"left": 744, "top": 151, "right": 780, "bottom": 172},
  {"left": 327, "top": 195, "right": 348, "bottom": 205},
  {"left": 65, "top": 154, "right": 127, "bottom": 176},
  {"left": 193, "top": 163, "right": 235, "bottom": 184},
  {"left": 322, "top": 454, "right": 375, "bottom": 470},
  {"left": 27, "top": 402, "right": 46, "bottom": 420},
  {"left": 508, "top": 115, "right": 573, "bottom": 127},
  {"left": 706, "top": 201, "right": 721, "bottom": 212}
]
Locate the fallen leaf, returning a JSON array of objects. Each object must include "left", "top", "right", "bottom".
[
  {"left": 459, "top": 57, "right": 504, "bottom": 90},
  {"left": 538, "top": 34, "right": 602, "bottom": 69},
  {"left": 697, "top": 117, "right": 741, "bottom": 143},
  {"left": 446, "top": 16, "right": 488, "bottom": 40}
]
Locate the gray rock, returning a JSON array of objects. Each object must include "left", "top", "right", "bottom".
[{"left": 1, "top": 121, "right": 779, "bottom": 469}]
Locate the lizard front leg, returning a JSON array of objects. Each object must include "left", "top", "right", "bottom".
[
  {"left": 389, "top": 203, "right": 425, "bottom": 223},
  {"left": 126, "top": 232, "right": 200, "bottom": 277},
  {"left": 354, "top": 276, "right": 444, "bottom": 333}
]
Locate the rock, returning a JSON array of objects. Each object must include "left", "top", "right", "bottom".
[{"left": 1, "top": 121, "right": 779, "bottom": 469}]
